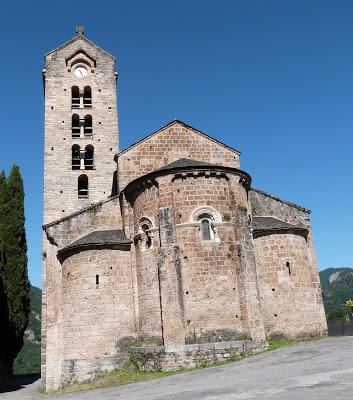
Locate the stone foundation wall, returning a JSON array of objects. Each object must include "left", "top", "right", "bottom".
[
  {"left": 130, "top": 340, "right": 268, "bottom": 371},
  {"left": 61, "top": 355, "right": 127, "bottom": 386}
]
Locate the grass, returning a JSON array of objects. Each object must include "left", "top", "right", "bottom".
[
  {"left": 41, "top": 335, "right": 327, "bottom": 395},
  {"left": 39, "top": 368, "right": 178, "bottom": 394},
  {"left": 267, "top": 334, "right": 328, "bottom": 351}
]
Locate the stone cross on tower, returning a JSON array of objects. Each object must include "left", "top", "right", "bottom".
[{"left": 76, "top": 25, "right": 85, "bottom": 35}]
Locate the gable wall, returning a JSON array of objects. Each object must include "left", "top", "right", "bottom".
[
  {"left": 118, "top": 123, "right": 240, "bottom": 189},
  {"left": 45, "top": 197, "right": 122, "bottom": 249},
  {"left": 249, "top": 189, "right": 309, "bottom": 227}
]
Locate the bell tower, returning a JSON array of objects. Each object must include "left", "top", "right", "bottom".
[{"left": 43, "top": 27, "right": 118, "bottom": 224}]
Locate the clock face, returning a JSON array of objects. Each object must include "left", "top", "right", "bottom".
[{"left": 74, "top": 66, "right": 88, "bottom": 78}]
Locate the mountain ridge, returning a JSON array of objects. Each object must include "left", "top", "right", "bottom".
[
  {"left": 319, "top": 267, "right": 353, "bottom": 315},
  {"left": 13, "top": 285, "right": 41, "bottom": 374}
]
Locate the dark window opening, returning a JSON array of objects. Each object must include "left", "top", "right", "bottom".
[
  {"left": 72, "top": 145, "right": 80, "bottom": 170},
  {"left": 96, "top": 274, "right": 99, "bottom": 285},
  {"left": 84, "top": 145, "right": 94, "bottom": 170},
  {"left": 72, "top": 114, "right": 80, "bottom": 138},
  {"left": 201, "top": 219, "right": 211, "bottom": 240},
  {"left": 141, "top": 223, "right": 152, "bottom": 249},
  {"left": 78, "top": 174, "right": 88, "bottom": 199},
  {"left": 83, "top": 86, "right": 92, "bottom": 107},
  {"left": 286, "top": 261, "right": 292, "bottom": 275},
  {"left": 84, "top": 115, "right": 92, "bottom": 137},
  {"left": 71, "top": 86, "right": 80, "bottom": 108}
]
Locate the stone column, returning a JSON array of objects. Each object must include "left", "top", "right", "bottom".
[
  {"left": 157, "top": 206, "right": 185, "bottom": 344},
  {"left": 235, "top": 206, "right": 266, "bottom": 342}
]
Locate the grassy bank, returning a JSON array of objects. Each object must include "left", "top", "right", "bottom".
[{"left": 42, "top": 336, "right": 327, "bottom": 395}]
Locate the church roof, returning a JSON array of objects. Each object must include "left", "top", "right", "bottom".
[
  {"left": 252, "top": 216, "right": 308, "bottom": 239},
  {"left": 45, "top": 32, "right": 115, "bottom": 60},
  {"left": 156, "top": 158, "right": 216, "bottom": 171},
  {"left": 117, "top": 120, "right": 241, "bottom": 157},
  {"left": 58, "top": 229, "right": 132, "bottom": 255}
]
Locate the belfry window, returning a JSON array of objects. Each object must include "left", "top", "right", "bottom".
[
  {"left": 84, "top": 145, "right": 94, "bottom": 170},
  {"left": 83, "top": 86, "right": 92, "bottom": 107},
  {"left": 78, "top": 174, "right": 88, "bottom": 199},
  {"left": 72, "top": 145, "right": 80, "bottom": 170},
  {"left": 84, "top": 115, "right": 93, "bottom": 137},
  {"left": 71, "top": 86, "right": 80, "bottom": 108},
  {"left": 72, "top": 114, "right": 80, "bottom": 138}
]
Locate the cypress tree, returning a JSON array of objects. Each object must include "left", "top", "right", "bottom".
[
  {"left": 0, "top": 166, "right": 30, "bottom": 387},
  {"left": 0, "top": 170, "right": 10, "bottom": 387}
]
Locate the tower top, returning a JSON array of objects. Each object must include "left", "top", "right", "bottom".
[{"left": 76, "top": 25, "right": 85, "bottom": 36}]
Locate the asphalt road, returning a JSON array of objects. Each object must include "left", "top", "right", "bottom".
[{"left": 2, "top": 337, "right": 353, "bottom": 400}]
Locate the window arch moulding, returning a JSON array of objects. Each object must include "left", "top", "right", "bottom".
[
  {"left": 66, "top": 50, "right": 96, "bottom": 72},
  {"left": 190, "top": 206, "right": 222, "bottom": 242}
]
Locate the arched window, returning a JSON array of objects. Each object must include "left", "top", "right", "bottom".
[
  {"left": 190, "top": 206, "right": 222, "bottom": 242},
  {"left": 72, "top": 114, "right": 80, "bottom": 138},
  {"left": 78, "top": 175, "right": 88, "bottom": 199},
  {"left": 71, "top": 86, "right": 80, "bottom": 108},
  {"left": 84, "top": 145, "right": 94, "bottom": 170},
  {"left": 138, "top": 218, "right": 153, "bottom": 250},
  {"left": 84, "top": 115, "right": 92, "bottom": 137},
  {"left": 83, "top": 86, "right": 92, "bottom": 107},
  {"left": 201, "top": 219, "right": 211, "bottom": 240},
  {"left": 72, "top": 145, "right": 80, "bottom": 170}
]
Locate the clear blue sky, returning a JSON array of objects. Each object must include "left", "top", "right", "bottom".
[{"left": 0, "top": 0, "right": 352, "bottom": 288}]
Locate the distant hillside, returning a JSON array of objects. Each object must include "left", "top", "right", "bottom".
[
  {"left": 319, "top": 267, "right": 353, "bottom": 315},
  {"left": 13, "top": 285, "right": 41, "bottom": 375}
]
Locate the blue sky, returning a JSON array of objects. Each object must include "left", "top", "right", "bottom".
[{"left": 0, "top": 1, "right": 352, "bottom": 288}]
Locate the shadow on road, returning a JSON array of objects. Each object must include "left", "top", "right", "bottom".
[{"left": 0, "top": 373, "right": 40, "bottom": 393}]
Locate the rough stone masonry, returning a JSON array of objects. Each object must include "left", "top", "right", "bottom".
[{"left": 41, "top": 28, "right": 327, "bottom": 390}]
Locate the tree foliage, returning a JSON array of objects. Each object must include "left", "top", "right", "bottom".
[{"left": 0, "top": 166, "right": 30, "bottom": 386}]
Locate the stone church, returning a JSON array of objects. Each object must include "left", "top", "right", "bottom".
[{"left": 41, "top": 28, "right": 327, "bottom": 390}]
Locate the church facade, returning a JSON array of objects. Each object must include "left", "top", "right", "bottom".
[{"left": 41, "top": 29, "right": 327, "bottom": 390}]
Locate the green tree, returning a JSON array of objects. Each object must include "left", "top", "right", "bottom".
[
  {"left": 0, "top": 166, "right": 30, "bottom": 388},
  {"left": 0, "top": 170, "right": 11, "bottom": 387}
]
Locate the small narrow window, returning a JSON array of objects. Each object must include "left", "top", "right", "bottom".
[
  {"left": 72, "top": 114, "right": 80, "bottom": 138},
  {"left": 141, "top": 223, "right": 152, "bottom": 248},
  {"left": 83, "top": 86, "right": 92, "bottom": 107},
  {"left": 286, "top": 261, "right": 292, "bottom": 276},
  {"left": 139, "top": 219, "right": 153, "bottom": 250},
  {"left": 96, "top": 274, "right": 99, "bottom": 285},
  {"left": 78, "top": 174, "right": 88, "bottom": 199},
  {"left": 72, "top": 145, "right": 80, "bottom": 170},
  {"left": 71, "top": 86, "right": 80, "bottom": 108},
  {"left": 201, "top": 219, "right": 211, "bottom": 240},
  {"left": 84, "top": 115, "right": 92, "bottom": 137},
  {"left": 84, "top": 145, "right": 94, "bottom": 170}
]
